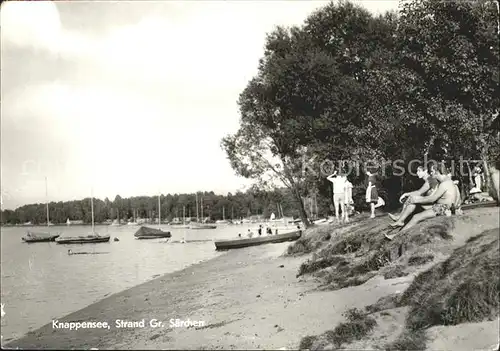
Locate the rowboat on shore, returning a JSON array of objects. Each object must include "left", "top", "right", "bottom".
[
  {"left": 214, "top": 230, "right": 302, "bottom": 251},
  {"left": 134, "top": 226, "right": 171, "bottom": 239},
  {"left": 22, "top": 231, "right": 61, "bottom": 243}
]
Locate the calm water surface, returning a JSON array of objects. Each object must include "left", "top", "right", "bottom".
[{"left": 0, "top": 223, "right": 293, "bottom": 341}]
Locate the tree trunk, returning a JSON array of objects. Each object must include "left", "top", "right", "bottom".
[
  {"left": 480, "top": 145, "right": 499, "bottom": 202},
  {"left": 481, "top": 150, "right": 492, "bottom": 193},
  {"left": 466, "top": 162, "right": 474, "bottom": 187},
  {"left": 291, "top": 185, "right": 311, "bottom": 228},
  {"left": 489, "top": 165, "right": 500, "bottom": 204},
  {"left": 424, "top": 136, "right": 435, "bottom": 158}
]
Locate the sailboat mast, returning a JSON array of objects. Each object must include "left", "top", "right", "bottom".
[
  {"left": 45, "top": 177, "right": 50, "bottom": 227},
  {"left": 158, "top": 194, "right": 161, "bottom": 230},
  {"left": 91, "top": 188, "right": 95, "bottom": 234},
  {"left": 201, "top": 197, "right": 204, "bottom": 222},
  {"left": 196, "top": 193, "right": 199, "bottom": 222}
]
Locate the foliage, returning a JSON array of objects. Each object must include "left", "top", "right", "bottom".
[{"left": 0, "top": 188, "right": 316, "bottom": 225}]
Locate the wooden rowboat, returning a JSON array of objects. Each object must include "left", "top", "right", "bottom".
[
  {"left": 56, "top": 234, "right": 110, "bottom": 244},
  {"left": 189, "top": 223, "right": 217, "bottom": 230},
  {"left": 214, "top": 230, "right": 302, "bottom": 251}
]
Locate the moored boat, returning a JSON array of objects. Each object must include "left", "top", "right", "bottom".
[
  {"left": 22, "top": 231, "right": 60, "bottom": 243},
  {"left": 134, "top": 226, "right": 171, "bottom": 239},
  {"left": 56, "top": 234, "right": 111, "bottom": 244},
  {"left": 23, "top": 177, "right": 62, "bottom": 242},
  {"left": 134, "top": 192, "right": 171, "bottom": 239},
  {"left": 190, "top": 223, "right": 217, "bottom": 230},
  {"left": 56, "top": 187, "right": 109, "bottom": 244},
  {"left": 214, "top": 230, "right": 302, "bottom": 250}
]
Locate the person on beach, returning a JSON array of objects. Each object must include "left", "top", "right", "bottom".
[
  {"left": 345, "top": 177, "right": 354, "bottom": 213},
  {"left": 386, "top": 163, "right": 457, "bottom": 238},
  {"left": 389, "top": 166, "right": 439, "bottom": 222},
  {"left": 326, "top": 170, "right": 349, "bottom": 222},
  {"left": 258, "top": 225, "right": 262, "bottom": 236},
  {"left": 473, "top": 165, "right": 483, "bottom": 191},
  {"left": 247, "top": 229, "right": 253, "bottom": 238},
  {"left": 365, "top": 169, "right": 384, "bottom": 218}
]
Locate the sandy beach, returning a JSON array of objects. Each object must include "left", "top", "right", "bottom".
[
  {"left": 4, "top": 242, "right": 408, "bottom": 350},
  {"left": 4, "top": 206, "right": 499, "bottom": 350}
]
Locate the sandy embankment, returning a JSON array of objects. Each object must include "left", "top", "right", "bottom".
[{"left": 5, "top": 206, "right": 499, "bottom": 350}]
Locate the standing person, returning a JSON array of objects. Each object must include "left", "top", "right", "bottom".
[
  {"left": 326, "top": 170, "right": 347, "bottom": 222},
  {"left": 344, "top": 177, "right": 354, "bottom": 222},
  {"left": 473, "top": 165, "right": 483, "bottom": 191},
  {"left": 365, "top": 169, "right": 384, "bottom": 218}
]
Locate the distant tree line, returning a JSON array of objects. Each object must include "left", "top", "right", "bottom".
[
  {"left": 0, "top": 188, "right": 330, "bottom": 225},
  {"left": 222, "top": 0, "right": 500, "bottom": 227}
]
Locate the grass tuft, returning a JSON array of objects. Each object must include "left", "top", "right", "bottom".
[
  {"left": 365, "top": 293, "right": 401, "bottom": 314},
  {"left": 386, "top": 329, "right": 427, "bottom": 351},
  {"left": 383, "top": 265, "right": 409, "bottom": 279},
  {"left": 287, "top": 225, "right": 335, "bottom": 256},
  {"left": 324, "top": 308, "right": 377, "bottom": 348},
  {"left": 407, "top": 253, "right": 435, "bottom": 266},
  {"left": 298, "top": 335, "right": 318, "bottom": 350},
  {"left": 297, "top": 255, "right": 348, "bottom": 277},
  {"left": 299, "top": 308, "right": 377, "bottom": 350}
]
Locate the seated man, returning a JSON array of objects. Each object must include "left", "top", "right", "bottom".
[
  {"left": 386, "top": 163, "right": 457, "bottom": 238},
  {"left": 389, "top": 165, "right": 438, "bottom": 223}
]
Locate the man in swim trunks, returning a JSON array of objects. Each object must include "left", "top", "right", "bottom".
[
  {"left": 387, "top": 163, "right": 456, "bottom": 236},
  {"left": 389, "top": 166, "right": 438, "bottom": 222},
  {"left": 326, "top": 170, "right": 349, "bottom": 222}
]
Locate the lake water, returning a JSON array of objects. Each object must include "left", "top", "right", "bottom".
[{"left": 0, "top": 222, "right": 295, "bottom": 342}]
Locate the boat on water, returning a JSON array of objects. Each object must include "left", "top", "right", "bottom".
[
  {"left": 134, "top": 226, "right": 171, "bottom": 239},
  {"left": 22, "top": 177, "right": 63, "bottom": 243},
  {"left": 190, "top": 223, "right": 217, "bottom": 230},
  {"left": 214, "top": 230, "right": 302, "bottom": 251},
  {"left": 56, "top": 188, "right": 110, "bottom": 244},
  {"left": 189, "top": 193, "right": 217, "bottom": 229},
  {"left": 127, "top": 209, "right": 139, "bottom": 226},
  {"left": 22, "top": 231, "right": 60, "bottom": 243},
  {"left": 56, "top": 234, "right": 110, "bottom": 244},
  {"left": 134, "top": 193, "right": 171, "bottom": 239}
]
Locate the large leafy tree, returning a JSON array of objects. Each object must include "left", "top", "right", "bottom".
[
  {"left": 396, "top": 0, "right": 500, "bottom": 193},
  {"left": 223, "top": 1, "right": 406, "bottom": 221}
]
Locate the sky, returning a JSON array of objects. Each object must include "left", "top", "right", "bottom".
[{"left": 0, "top": 0, "right": 399, "bottom": 210}]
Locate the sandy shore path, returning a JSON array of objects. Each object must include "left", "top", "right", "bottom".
[{"left": 4, "top": 241, "right": 409, "bottom": 350}]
